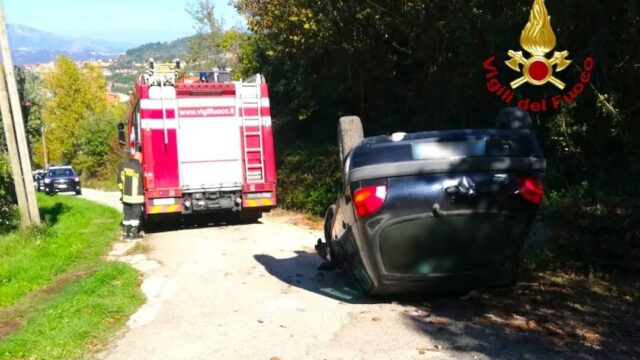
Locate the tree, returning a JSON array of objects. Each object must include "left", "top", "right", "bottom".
[
  {"left": 236, "top": 0, "right": 640, "bottom": 178},
  {"left": 74, "top": 109, "right": 124, "bottom": 179},
  {"left": 42, "top": 55, "right": 108, "bottom": 164},
  {"left": 187, "top": 0, "right": 224, "bottom": 70}
]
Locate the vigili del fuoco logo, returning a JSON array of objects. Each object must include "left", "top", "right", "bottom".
[{"left": 483, "top": 0, "right": 594, "bottom": 112}]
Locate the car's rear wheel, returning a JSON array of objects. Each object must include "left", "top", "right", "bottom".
[
  {"left": 496, "top": 107, "right": 534, "bottom": 131},
  {"left": 338, "top": 116, "right": 364, "bottom": 163}
]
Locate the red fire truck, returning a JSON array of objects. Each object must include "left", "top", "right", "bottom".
[{"left": 122, "top": 61, "right": 276, "bottom": 222}]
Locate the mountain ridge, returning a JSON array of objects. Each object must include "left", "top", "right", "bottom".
[{"left": 8, "top": 24, "right": 134, "bottom": 65}]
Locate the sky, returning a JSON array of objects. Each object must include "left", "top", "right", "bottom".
[{"left": 3, "top": 0, "right": 245, "bottom": 46}]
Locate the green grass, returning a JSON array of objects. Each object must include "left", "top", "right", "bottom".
[
  {"left": 0, "top": 194, "right": 122, "bottom": 307},
  {"left": 83, "top": 177, "right": 119, "bottom": 192},
  {"left": 0, "top": 193, "right": 144, "bottom": 359},
  {"left": 0, "top": 262, "right": 143, "bottom": 359}
]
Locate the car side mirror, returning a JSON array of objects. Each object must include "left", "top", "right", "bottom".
[{"left": 117, "top": 122, "right": 126, "bottom": 147}]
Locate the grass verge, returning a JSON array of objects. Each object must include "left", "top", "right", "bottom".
[
  {"left": 0, "top": 193, "right": 144, "bottom": 359},
  {"left": 0, "top": 194, "right": 121, "bottom": 307},
  {"left": 0, "top": 263, "right": 143, "bottom": 359}
]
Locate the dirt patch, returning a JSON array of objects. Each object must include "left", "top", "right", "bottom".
[
  {"left": 124, "top": 241, "right": 152, "bottom": 256},
  {"left": 0, "top": 268, "right": 97, "bottom": 341},
  {"left": 265, "top": 208, "right": 323, "bottom": 230},
  {"left": 0, "top": 319, "right": 22, "bottom": 341}
]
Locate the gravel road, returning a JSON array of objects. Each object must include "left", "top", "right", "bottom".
[{"left": 80, "top": 189, "right": 562, "bottom": 360}]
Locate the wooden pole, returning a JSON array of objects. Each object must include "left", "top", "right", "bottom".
[
  {"left": 0, "top": 0, "right": 40, "bottom": 225},
  {"left": 41, "top": 124, "right": 47, "bottom": 168},
  {"left": 0, "top": 66, "right": 29, "bottom": 225}
]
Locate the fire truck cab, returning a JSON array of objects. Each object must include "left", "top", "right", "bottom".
[{"left": 125, "top": 60, "right": 277, "bottom": 222}]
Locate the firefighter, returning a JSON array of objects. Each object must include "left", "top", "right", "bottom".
[{"left": 117, "top": 152, "right": 144, "bottom": 240}]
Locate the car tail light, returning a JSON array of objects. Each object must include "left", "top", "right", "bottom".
[
  {"left": 353, "top": 185, "right": 387, "bottom": 218},
  {"left": 517, "top": 177, "right": 544, "bottom": 205}
]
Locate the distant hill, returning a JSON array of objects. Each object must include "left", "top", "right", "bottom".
[
  {"left": 8, "top": 24, "right": 133, "bottom": 65},
  {"left": 116, "top": 36, "right": 194, "bottom": 66}
]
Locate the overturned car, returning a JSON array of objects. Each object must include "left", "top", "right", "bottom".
[{"left": 318, "top": 109, "right": 545, "bottom": 295}]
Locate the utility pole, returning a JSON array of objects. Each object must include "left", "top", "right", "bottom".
[
  {"left": 41, "top": 124, "right": 47, "bottom": 168},
  {"left": 0, "top": 66, "right": 29, "bottom": 224},
  {"left": 0, "top": 0, "right": 40, "bottom": 226}
]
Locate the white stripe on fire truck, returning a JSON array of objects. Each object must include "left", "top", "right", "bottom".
[
  {"left": 140, "top": 117, "right": 272, "bottom": 130},
  {"left": 140, "top": 98, "right": 271, "bottom": 109}
]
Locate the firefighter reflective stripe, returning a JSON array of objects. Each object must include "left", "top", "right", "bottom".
[
  {"left": 122, "top": 194, "right": 144, "bottom": 203},
  {"left": 245, "top": 198, "right": 273, "bottom": 207},
  {"left": 148, "top": 204, "right": 180, "bottom": 214}
]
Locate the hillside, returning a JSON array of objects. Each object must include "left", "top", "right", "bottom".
[
  {"left": 8, "top": 24, "right": 131, "bottom": 64},
  {"left": 106, "top": 35, "right": 195, "bottom": 93},
  {"left": 115, "top": 36, "right": 194, "bottom": 67}
]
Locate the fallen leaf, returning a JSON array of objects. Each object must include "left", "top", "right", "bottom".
[
  {"left": 416, "top": 346, "right": 441, "bottom": 353},
  {"left": 258, "top": 319, "right": 264, "bottom": 324},
  {"left": 87, "top": 338, "right": 99, "bottom": 348},
  {"left": 271, "top": 357, "right": 281, "bottom": 360},
  {"left": 576, "top": 327, "right": 602, "bottom": 348},
  {"left": 429, "top": 317, "right": 448, "bottom": 325},
  {"left": 372, "top": 317, "right": 382, "bottom": 322}
]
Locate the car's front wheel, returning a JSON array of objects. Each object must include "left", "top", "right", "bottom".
[
  {"left": 324, "top": 205, "right": 339, "bottom": 262},
  {"left": 75, "top": 188, "right": 82, "bottom": 195}
]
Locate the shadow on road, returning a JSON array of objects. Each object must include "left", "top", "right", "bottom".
[
  {"left": 144, "top": 213, "right": 262, "bottom": 234},
  {"left": 403, "top": 273, "right": 640, "bottom": 359},
  {"left": 255, "top": 250, "right": 639, "bottom": 358},
  {"left": 254, "top": 250, "right": 372, "bottom": 304}
]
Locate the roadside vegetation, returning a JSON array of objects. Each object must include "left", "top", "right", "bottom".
[
  {"left": 0, "top": 194, "right": 144, "bottom": 358},
  {"left": 228, "top": 0, "right": 640, "bottom": 270}
]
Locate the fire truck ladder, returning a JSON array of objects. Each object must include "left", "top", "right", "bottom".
[{"left": 240, "top": 75, "right": 265, "bottom": 183}]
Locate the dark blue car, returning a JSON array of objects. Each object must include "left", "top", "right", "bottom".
[
  {"left": 44, "top": 166, "right": 82, "bottom": 195},
  {"left": 319, "top": 110, "right": 545, "bottom": 295}
]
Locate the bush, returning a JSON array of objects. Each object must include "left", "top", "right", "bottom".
[
  {"left": 0, "top": 153, "right": 18, "bottom": 233},
  {"left": 531, "top": 182, "right": 640, "bottom": 272},
  {"left": 73, "top": 111, "right": 120, "bottom": 179},
  {"left": 277, "top": 146, "right": 341, "bottom": 216}
]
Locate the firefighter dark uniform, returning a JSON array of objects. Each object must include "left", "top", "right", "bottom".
[{"left": 117, "top": 156, "right": 144, "bottom": 240}]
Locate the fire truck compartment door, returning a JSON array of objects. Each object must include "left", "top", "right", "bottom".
[{"left": 177, "top": 106, "right": 243, "bottom": 190}]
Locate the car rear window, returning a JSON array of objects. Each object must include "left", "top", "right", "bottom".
[{"left": 349, "top": 130, "right": 542, "bottom": 170}]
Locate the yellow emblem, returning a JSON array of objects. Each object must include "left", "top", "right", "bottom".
[{"left": 505, "top": 0, "right": 571, "bottom": 90}]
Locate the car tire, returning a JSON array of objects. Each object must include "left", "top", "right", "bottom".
[
  {"left": 324, "top": 205, "right": 339, "bottom": 262},
  {"left": 338, "top": 116, "right": 364, "bottom": 163},
  {"left": 75, "top": 188, "right": 82, "bottom": 195},
  {"left": 495, "top": 107, "right": 534, "bottom": 131}
]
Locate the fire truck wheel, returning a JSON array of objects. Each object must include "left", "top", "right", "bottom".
[
  {"left": 338, "top": 116, "right": 364, "bottom": 163},
  {"left": 238, "top": 211, "right": 262, "bottom": 223}
]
